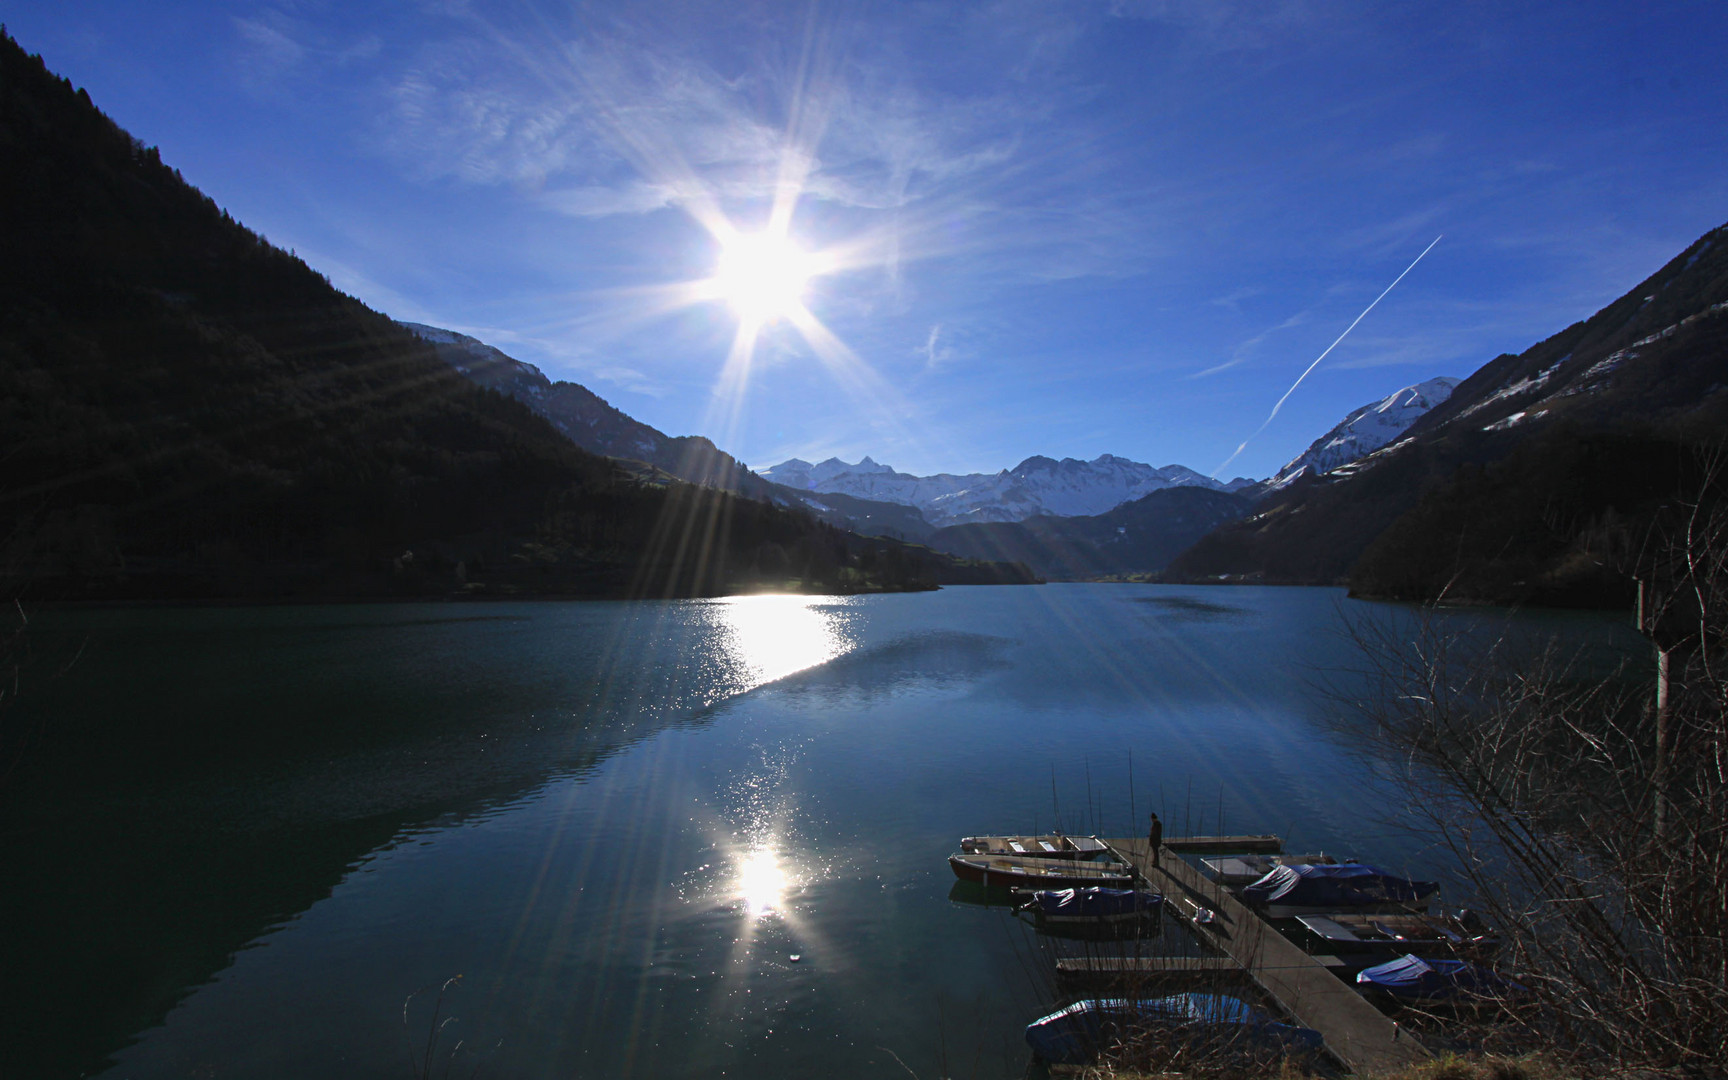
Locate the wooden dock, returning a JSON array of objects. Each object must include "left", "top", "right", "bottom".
[
  {"left": 1103, "top": 838, "right": 1431, "bottom": 1075},
  {"left": 1161, "top": 834, "right": 1284, "bottom": 855},
  {"left": 1055, "top": 955, "right": 1253, "bottom": 994}
]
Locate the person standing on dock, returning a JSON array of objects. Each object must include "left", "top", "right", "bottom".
[{"left": 1147, "top": 811, "right": 1162, "bottom": 868}]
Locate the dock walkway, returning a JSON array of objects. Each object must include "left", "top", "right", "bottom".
[{"left": 1103, "top": 838, "right": 1431, "bottom": 1075}]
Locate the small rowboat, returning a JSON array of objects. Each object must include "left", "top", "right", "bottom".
[
  {"left": 960, "top": 834, "right": 1112, "bottom": 860},
  {"left": 1294, "top": 911, "right": 1499, "bottom": 958},
  {"left": 948, "top": 853, "right": 1135, "bottom": 890}
]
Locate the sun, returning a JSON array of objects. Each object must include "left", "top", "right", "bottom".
[{"left": 711, "top": 231, "right": 815, "bottom": 322}]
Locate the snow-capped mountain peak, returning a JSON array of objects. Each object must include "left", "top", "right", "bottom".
[
  {"left": 759, "top": 454, "right": 1255, "bottom": 527},
  {"left": 1268, "top": 376, "right": 1460, "bottom": 489}
]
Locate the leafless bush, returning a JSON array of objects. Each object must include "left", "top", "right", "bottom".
[{"left": 1339, "top": 491, "right": 1728, "bottom": 1076}]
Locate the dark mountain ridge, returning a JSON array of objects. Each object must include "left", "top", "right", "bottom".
[
  {"left": 1165, "top": 221, "right": 1728, "bottom": 606},
  {"left": 400, "top": 322, "right": 775, "bottom": 496},
  {"left": 400, "top": 322, "right": 948, "bottom": 542},
  {"left": 928, "top": 485, "right": 1253, "bottom": 580},
  {"left": 0, "top": 31, "right": 1025, "bottom": 600}
]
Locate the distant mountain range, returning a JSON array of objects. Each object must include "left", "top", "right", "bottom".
[
  {"left": 900, "top": 376, "right": 1463, "bottom": 579},
  {"left": 401, "top": 323, "right": 1479, "bottom": 581},
  {"left": 399, "top": 322, "right": 954, "bottom": 541},
  {"left": 926, "top": 485, "right": 1254, "bottom": 580},
  {"left": 400, "top": 324, "right": 1274, "bottom": 542},
  {"left": 761, "top": 454, "right": 1255, "bottom": 528}
]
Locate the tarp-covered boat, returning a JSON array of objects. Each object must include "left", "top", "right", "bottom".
[
  {"left": 948, "top": 853, "right": 1134, "bottom": 890},
  {"left": 960, "top": 834, "right": 1112, "bottom": 860},
  {"left": 1024, "top": 994, "right": 1323, "bottom": 1065},
  {"left": 1201, "top": 853, "right": 1339, "bottom": 886},
  {"left": 1022, "top": 887, "right": 1163, "bottom": 926},
  {"left": 1354, "top": 953, "right": 1526, "bottom": 1003},
  {"left": 1239, "top": 863, "right": 1438, "bottom": 917}
]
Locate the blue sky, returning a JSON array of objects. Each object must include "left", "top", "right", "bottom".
[{"left": 10, "top": 1, "right": 1728, "bottom": 480}]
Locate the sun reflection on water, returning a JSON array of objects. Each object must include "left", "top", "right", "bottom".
[
  {"left": 712, "top": 594, "right": 852, "bottom": 689},
  {"left": 735, "top": 848, "right": 789, "bottom": 917}
]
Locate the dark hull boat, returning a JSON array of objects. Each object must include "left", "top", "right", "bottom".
[
  {"left": 1019, "top": 887, "right": 1163, "bottom": 937},
  {"left": 948, "top": 853, "right": 1134, "bottom": 890},
  {"left": 1200, "top": 853, "right": 1339, "bottom": 887},
  {"left": 1240, "top": 863, "right": 1438, "bottom": 918},
  {"left": 1294, "top": 911, "right": 1498, "bottom": 959},
  {"left": 1022, "top": 884, "right": 1161, "bottom": 926},
  {"left": 960, "top": 834, "right": 1112, "bottom": 860}
]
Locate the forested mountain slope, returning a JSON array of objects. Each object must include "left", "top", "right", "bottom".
[
  {"left": 929, "top": 486, "right": 1252, "bottom": 580},
  {"left": 401, "top": 322, "right": 943, "bottom": 542},
  {"left": 0, "top": 32, "right": 1019, "bottom": 599},
  {"left": 401, "top": 322, "right": 774, "bottom": 497}
]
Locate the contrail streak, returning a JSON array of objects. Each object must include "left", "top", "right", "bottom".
[{"left": 1215, "top": 235, "right": 1443, "bottom": 476}]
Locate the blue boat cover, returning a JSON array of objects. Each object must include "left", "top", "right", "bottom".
[
  {"left": 1355, "top": 954, "right": 1524, "bottom": 1002},
  {"left": 1024, "top": 994, "right": 1324, "bottom": 1065},
  {"left": 1239, "top": 863, "right": 1438, "bottom": 908},
  {"left": 1032, "top": 887, "right": 1163, "bottom": 919}
]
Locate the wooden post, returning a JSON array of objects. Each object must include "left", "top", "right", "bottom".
[
  {"left": 1638, "top": 579, "right": 1672, "bottom": 841},
  {"left": 1655, "top": 645, "right": 1671, "bottom": 841}
]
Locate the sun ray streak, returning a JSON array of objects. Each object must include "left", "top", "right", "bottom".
[
  {"left": 703, "top": 317, "right": 765, "bottom": 451},
  {"left": 784, "top": 306, "right": 924, "bottom": 451}
]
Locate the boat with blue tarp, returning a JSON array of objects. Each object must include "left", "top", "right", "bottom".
[
  {"left": 1023, "top": 886, "right": 1162, "bottom": 924},
  {"left": 1019, "top": 887, "right": 1163, "bottom": 935},
  {"left": 1024, "top": 994, "right": 1324, "bottom": 1065},
  {"left": 1354, "top": 953, "right": 1526, "bottom": 1004},
  {"left": 1239, "top": 863, "right": 1438, "bottom": 917},
  {"left": 1200, "top": 853, "right": 1339, "bottom": 886}
]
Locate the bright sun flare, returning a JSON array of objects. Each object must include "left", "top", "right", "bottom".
[
  {"left": 737, "top": 848, "right": 789, "bottom": 916},
  {"left": 712, "top": 231, "right": 814, "bottom": 322}
]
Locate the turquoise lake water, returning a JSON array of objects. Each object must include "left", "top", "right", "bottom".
[{"left": 0, "top": 584, "right": 1638, "bottom": 1078}]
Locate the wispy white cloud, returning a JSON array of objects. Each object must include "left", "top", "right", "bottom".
[
  {"left": 232, "top": 14, "right": 304, "bottom": 79},
  {"left": 363, "top": 3, "right": 1171, "bottom": 291},
  {"left": 1193, "top": 309, "right": 1308, "bottom": 378},
  {"left": 1210, "top": 285, "right": 1264, "bottom": 310},
  {"left": 230, "top": 9, "right": 381, "bottom": 93},
  {"left": 1103, "top": 0, "right": 1328, "bottom": 49},
  {"left": 1339, "top": 202, "right": 1453, "bottom": 258},
  {"left": 920, "top": 324, "right": 955, "bottom": 371}
]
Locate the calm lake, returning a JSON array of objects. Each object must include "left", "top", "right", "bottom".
[{"left": 2, "top": 584, "right": 1639, "bottom": 1079}]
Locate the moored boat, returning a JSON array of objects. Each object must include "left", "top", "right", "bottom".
[
  {"left": 1294, "top": 911, "right": 1498, "bottom": 958},
  {"left": 1354, "top": 953, "right": 1526, "bottom": 1004},
  {"left": 948, "top": 852, "right": 1134, "bottom": 890},
  {"left": 1239, "top": 863, "right": 1438, "bottom": 918},
  {"left": 1200, "top": 853, "right": 1340, "bottom": 886},
  {"left": 960, "top": 834, "right": 1112, "bottom": 860},
  {"left": 1020, "top": 886, "right": 1163, "bottom": 927}
]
